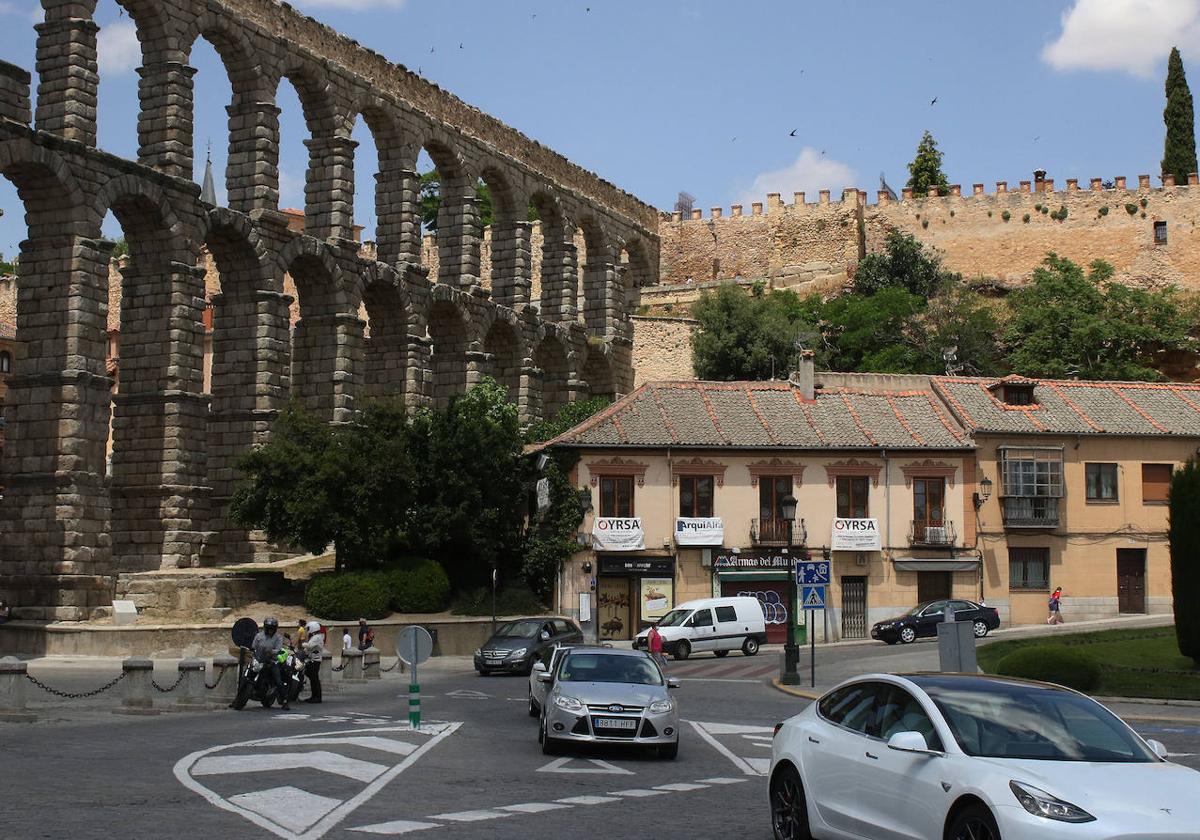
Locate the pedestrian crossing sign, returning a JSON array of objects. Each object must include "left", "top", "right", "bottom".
[{"left": 801, "top": 585, "right": 826, "bottom": 610}]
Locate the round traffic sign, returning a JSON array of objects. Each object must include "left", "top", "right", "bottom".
[
  {"left": 395, "top": 625, "right": 433, "bottom": 666},
  {"left": 231, "top": 617, "right": 258, "bottom": 649}
]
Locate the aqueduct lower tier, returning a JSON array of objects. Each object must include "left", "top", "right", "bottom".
[{"left": 0, "top": 0, "right": 658, "bottom": 619}]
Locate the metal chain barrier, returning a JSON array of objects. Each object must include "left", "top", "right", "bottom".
[
  {"left": 204, "top": 665, "right": 231, "bottom": 691},
  {"left": 363, "top": 660, "right": 377, "bottom": 671},
  {"left": 380, "top": 659, "right": 400, "bottom": 672},
  {"left": 331, "top": 663, "right": 346, "bottom": 672},
  {"left": 23, "top": 670, "right": 126, "bottom": 700},
  {"left": 151, "top": 671, "right": 186, "bottom": 693}
]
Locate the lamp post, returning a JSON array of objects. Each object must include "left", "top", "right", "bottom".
[{"left": 780, "top": 493, "right": 801, "bottom": 685}]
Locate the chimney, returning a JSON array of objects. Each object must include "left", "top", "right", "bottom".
[{"left": 790, "top": 350, "right": 816, "bottom": 401}]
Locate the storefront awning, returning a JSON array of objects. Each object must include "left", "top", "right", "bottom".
[{"left": 892, "top": 557, "right": 981, "bottom": 572}]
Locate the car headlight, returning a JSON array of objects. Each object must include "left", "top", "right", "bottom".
[
  {"left": 554, "top": 695, "right": 583, "bottom": 712},
  {"left": 508, "top": 648, "right": 527, "bottom": 659},
  {"left": 1009, "top": 781, "right": 1095, "bottom": 823},
  {"left": 876, "top": 622, "right": 893, "bottom": 629},
  {"left": 649, "top": 698, "right": 674, "bottom": 713}
]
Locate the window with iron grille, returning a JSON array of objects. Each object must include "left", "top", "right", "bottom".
[
  {"left": 1009, "top": 547, "right": 1049, "bottom": 590},
  {"left": 1000, "top": 447, "right": 1063, "bottom": 498}
]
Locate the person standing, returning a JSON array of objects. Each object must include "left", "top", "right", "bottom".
[
  {"left": 1048, "top": 586, "right": 1064, "bottom": 625},
  {"left": 251, "top": 616, "right": 289, "bottom": 711},
  {"left": 296, "top": 619, "right": 308, "bottom": 645},
  {"left": 342, "top": 627, "right": 353, "bottom": 652},
  {"left": 358, "top": 617, "right": 374, "bottom": 651},
  {"left": 647, "top": 624, "right": 666, "bottom": 669},
  {"left": 302, "top": 621, "right": 325, "bottom": 704}
]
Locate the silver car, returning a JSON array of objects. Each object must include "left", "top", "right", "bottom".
[{"left": 537, "top": 647, "right": 681, "bottom": 759}]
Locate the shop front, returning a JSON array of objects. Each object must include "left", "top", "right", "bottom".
[
  {"left": 596, "top": 555, "right": 676, "bottom": 642},
  {"left": 709, "top": 548, "right": 806, "bottom": 644}
]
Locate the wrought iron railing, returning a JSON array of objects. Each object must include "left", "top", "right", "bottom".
[
  {"left": 750, "top": 518, "right": 806, "bottom": 546},
  {"left": 909, "top": 519, "right": 957, "bottom": 546},
  {"left": 1002, "top": 497, "right": 1060, "bottom": 528}
]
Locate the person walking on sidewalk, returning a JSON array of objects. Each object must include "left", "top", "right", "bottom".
[
  {"left": 1048, "top": 587, "right": 1064, "bottom": 625},
  {"left": 647, "top": 624, "right": 667, "bottom": 670},
  {"left": 302, "top": 621, "right": 325, "bottom": 704}
]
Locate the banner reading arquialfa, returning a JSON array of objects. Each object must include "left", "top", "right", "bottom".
[
  {"left": 830, "top": 518, "right": 881, "bottom": 551},
  {"left": 591, "top": 517, "right": 645, "bottom": 551},
  {"left": 674, "top": 517, "right": 724, "bottom": 545}
]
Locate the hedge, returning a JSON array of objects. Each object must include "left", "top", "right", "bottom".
[
  {"left": 305, "top": 571, "right": 391, "bottom": 620},
  {"left": 995, "top": 645, "right": 1102, "bottom": 692},
  {"left": 387, "top": 560, "right": 451, "bottom": 613}
]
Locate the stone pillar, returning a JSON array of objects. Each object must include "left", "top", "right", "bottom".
[
  {"left": 374, "top": 165, "right": 419, "bottom": 266},
  {"left": 304, "top": 135, "right": 358, "bottom": 242},
  {"left": 434, "top": 178, "right": 482, "bottom": 288},
  {"left": 210, "top": 654, "right": 240, "bottom": 706},
  {"left": 291, "top": 311, "right": 365, "bottom": 424},
  {"left": 0, "top": 657, "right": 35, "bottom": 722},
  {"left": 320, "top": 652, "right": 337, "bottom": 694},
  {"left": 583, "top": 246, "right": 618, "bottom": 337},
  {"left": 363, "top": 647, "right": 381, "bottom": 680},
  {"left": 518, "top": 361, "right": 539, "bottom": 425},
  {"left": 114, "top": 658, "right": 158, "bottom": 715},
  {"left": 341, "top": 648, "right": 365, "bottom": 683},
  {"left": 175, "top": 659, "right": 208, "bottom": 710},
  {"left": 539, "top": 235, "right": 577, "bottom": 322},
  {"left": 490, "top": 219, "right": 533, "bottom": 308},
  {"left": 137, "top": 60, "right": 196, "bottom": 179},
  {"left": 226, "top": 101, "right": 280, "bottom": 214},
  {"left": 0, "top": 235, "right": 114, "bottom": 620},
  {"left": 34, "top": 1, "right": 100, "bottom": 144},
  {"left": 0, "top": 60, "right": 33, "bottom": 125}
]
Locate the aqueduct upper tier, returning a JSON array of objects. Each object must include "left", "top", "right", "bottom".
[{"left": 0, "top": 0, "right": 659, "bottom": 619}]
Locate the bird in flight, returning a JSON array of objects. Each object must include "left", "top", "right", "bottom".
[
  {"left": 459, "top": 43, "right": 464, "bottom": 49},
  {"left": 430, "top": 46, "right": 435, "bottom": 53},
  {"left": 789, "top": 129, "right": 797, "bottom": 137},
  {"left": 930, "top": 96, "right": 938, "bottom": 106}
]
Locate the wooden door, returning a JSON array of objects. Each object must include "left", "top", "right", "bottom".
[
  {"left": 1116, "top": 549, "right": 1146, "bottom": 614},
  {"left": 917, "top": 571, "right": 952, "bottom": 604},
  {"left": 841, "top": 576, "right": 868, "bottom": 640},
  {"left": 912, "top": 478, "right": 945, "bottom": 542}
]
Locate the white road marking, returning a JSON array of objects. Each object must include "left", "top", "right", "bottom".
[
  {"left": 349, "top": 819, "right": 440, "bottom": 835},
  {"left": 536, "top": 757, "right": 633, "bottom": 775},
  {"left": 696, "top": 721, "right": 776, "bottom": 736},
  {"left": 698, "top": 777, "right": 749, "bottom": 785},
  {"left": 264, "top": 736, "right": 417, "bottom": 757},
  {"left": 677, "top": 678, "right": 760, "bottom": 684},
  {"left": 555, "top": 795, "right": 620, "bottom": 805},
  {"left": 746, "top": 757, "right": 772, "bottom": 774},
  {"left": 228, "top": 787, "right": 341, "bottom": 834},
  {"left": 444, "top": 689, "right": 490, "bottom": 700},
  {"left": 654, "top": 782, "right": 708, "bottom": 792},
  {"left": 192, "top": 751, "right": 388, "bottom": 783},
  {"left": 686, "top": 720, "right": 761, "bottom": 776},
  {"left": 429, "top": 809, "right": 511, "bottom": 822},
  {"left": 498, "top": 802, "right": 571, "bottom": 813},
  {"left": 609, "top": 788, "right": 668, "bottom": 797}
]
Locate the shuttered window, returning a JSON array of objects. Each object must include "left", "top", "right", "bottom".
[
  {"left": 1141, "top": 464, "right": 1172, "bottom": 504},
  {"left": 1009, "top": 547, "right": 1049, "bottom": 590}
]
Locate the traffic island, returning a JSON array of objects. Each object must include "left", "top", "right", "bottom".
[{"left": 770, "top": 678, "right": 821, "bottom": 700}]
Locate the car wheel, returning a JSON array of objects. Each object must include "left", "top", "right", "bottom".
[
  {"left": 658, "top": 740, "right": 679, "bottom": 760},
  {"left": 540, "top": 725, "right": 562, "bottom": 756},
  {"left": 770, "top": 764, "right": 812, "bottom": 840},
  {"left": 899, "top": 626, "right": 917, "bottom": 644},
  {"left": 947, "top": 803, "right": 1001, "bottom": 840},
  {"left": 742, "top": 637, "right": 760, "bottom": 656},
  {"left": 973, "top": 620, "right": 990, "bottom": 638},
  {"left": 714, "top": 650, "right": 729, "bottom": 658},
  {"left": 674, "top": 640, "right": 691, "bottom": 661}
]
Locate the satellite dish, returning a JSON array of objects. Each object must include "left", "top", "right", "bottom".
[{"left": 231, "top": 617, "right": 259, "bottom": 649}]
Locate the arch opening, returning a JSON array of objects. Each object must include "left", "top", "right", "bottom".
[
  {"left": 427, "top": 298, "right": 469, "bottom": 409},
  {"left": 482, "top": 318, "right": 521, "bottom": 405},
  {"left": 534, "top": 335, "right": 571, "bottom": 420}
]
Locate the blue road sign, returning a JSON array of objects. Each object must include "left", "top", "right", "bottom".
[
  {"left": 796, "top": 560, "right": 831, "bottom": 586},
  {"left": 801, "top": 585, "right": 826, "bottom": 610}
]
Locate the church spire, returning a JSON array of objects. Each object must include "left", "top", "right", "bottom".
[{"left": 200, "top": 141, "right": 218, "bottom": 206}]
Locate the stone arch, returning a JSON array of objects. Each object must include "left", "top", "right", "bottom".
[
  {"left": 347, "top": 99, "right": 411, "bottom": 264},
  {"left": 362, "top": 262, "right": 409, "bottom": 402},
  {"left": 92, "top": 175, "right": 188, "bottom": 254},
  {"left": 581, "top": 343, "right": 615, "bottom": 401},
  {"left": 531, "top": 190, "right": 574, "bottom": 321},
  {"left": 477, "top": 161, "right": 526, "bottom": 306},
  {"left": 576, "top": 214, "right": 612, "bottom": 336},
  {"left": 416, "top": 132, "right": 479, "bottom": 288},
  {"left": 534, "top": 332, "right": 573, "bottom": 420},
  {"left": 618, "top": 235, "right": 654, "bottom": 337},
  {"left": 427, "top": 292, "right": 472, "bottom": 409},
  {"left": 481, "top": 314, "right": 522, "bottom": 405}
]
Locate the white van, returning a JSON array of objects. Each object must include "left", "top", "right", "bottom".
[{"left": 633, "top": 596, "right": 768, "bottom": 660}]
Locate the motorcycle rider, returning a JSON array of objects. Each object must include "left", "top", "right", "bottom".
[
  {"left": 301, "top": 620, "right": 325, "bottom": 703},
  {"left": 251, "top": 616, "right": 290, "bottom": 710}
]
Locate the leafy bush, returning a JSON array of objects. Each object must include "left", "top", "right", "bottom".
[
  {"left": 1022, "top": 213, "right": 1031, "bottom": 223},
  {"left": 921, "top": 219, "right": 929, "bottom": 229},
  {"left": 1126, "top": 203, "right": 1138, "bottom": 215},
  {"left": 1098, "top": 205, "right": 1109, "bottom": 217},
  {"left": 452, "top": 583, "right": 547, "bottom": 617},
  {"left": 1141, "top": 197, "right": 1149, "bottom": 208},
  {"left": 387, "top": 560, "right": 451, "bottom": 613},
  {"left": 995, "top": 645, "right": 1102, "bottom": 691},
  {"left": 1034, "top": 203, "right": 1043, "bottom": 212},
  {"left": 1001, "top": 210, "right": 1011, "bottom": 222},
  {"left": 305, "top": 571, "right": 391, "bottom": 620}
]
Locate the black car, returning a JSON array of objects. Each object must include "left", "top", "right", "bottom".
[
  {"left": 474, "top": 616, "right": 584, "bottom": 675},
  {"left": 871, "top": 598, "right": 1000, "bottom": 644}
]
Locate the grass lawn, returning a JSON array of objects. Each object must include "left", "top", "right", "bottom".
[{"left": 977, "top": 626, "right": 1200, "bottom": 700}]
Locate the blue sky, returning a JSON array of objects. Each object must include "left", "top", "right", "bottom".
[{"left": 0, "top": 0, "right": 1198, "bottom": 255}]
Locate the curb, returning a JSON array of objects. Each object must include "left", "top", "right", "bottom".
[
  {"left": 1093, "top": 695, "right": 1200, "bottom": 708},
  {"left": 770, "top": 678, "right": 821, "bottom": 700}
]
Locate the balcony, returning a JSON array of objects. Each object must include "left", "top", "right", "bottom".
[
  {"left": 751, "top": 518, "right": 806, "bottom": 546},
  {"left": 909, "top": 519, "right": 957, "bottom": 547},
  {"left": 1002, "top": 496, "right": 1060, "bottom": 528}
]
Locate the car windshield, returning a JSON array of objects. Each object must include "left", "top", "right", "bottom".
[
  {"left": 922, "top": 680, "right": 1158, "bottom": 762},
  {"left": 656, "top": 609, "right": 692, "bottom": 628},
  {"left": 492, "top": 620, "right": 541, "bottom": 638},
  {"left": 904, "top": 604, "right": 929, "bottom": 616},
  {"left": 559, "top": 653, "right": 664, "bottom": 686}
]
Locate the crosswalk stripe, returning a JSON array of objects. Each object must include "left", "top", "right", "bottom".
[
  {"left": 654, "top": 782, "right": 709, "bottom": 792},
  {"left": 264, "top": 736, "right": 417, "bottom": 756},
  {"left": 498, "top": 802, "right": 571, "bottom": 813},
  {"left": 555, "top": 795, "right": 621, "bottom": 805},
  {"left": 609, "top": 788, "right": 668, "bottom": 797},
  {"left": 429, "top": 809, "right": 512, "bottom": 822},
  {"left": 698, "top": 777, "right": 749, "bottom": 785},
  {"left": 349, "top": 819, "right": 441, "bottom": 835},
  {"left": 228, "top": 787, "right": 342, "bottom": 834},
  {"left": 192, "top": 751, "right": 388, "bottom": 783}
]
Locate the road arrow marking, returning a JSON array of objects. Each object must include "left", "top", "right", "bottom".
[
  {"left": 228, "top": 787, "right": 342, "bottom": 834},
  {"left": 444, "top": 689, "right": 490, "bottom": 700},
  {"left": 536, "top": 757, "right": 634, "bottom": 775},
  {"left": 192, "top": 751, "right": 388, "bottom": 783}
]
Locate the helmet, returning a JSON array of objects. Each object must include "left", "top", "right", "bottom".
[
  {"left": 264, "top": 617, "right": 279, "bottom": 633},
  {"left": 307, "top": 621, "right": 321, "bottom": 635}
]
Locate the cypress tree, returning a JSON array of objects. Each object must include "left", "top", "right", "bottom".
[
  {"left": 906, "top": 130, "right": 950, "bottom": 196},
  {"left": 1168, "top": 458, "right": 1200, "bottom": 667},
  {"left": 1162, "top": 47, "right": 1198, "bottom": 185}
]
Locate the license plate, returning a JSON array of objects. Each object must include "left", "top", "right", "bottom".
[{"left": 593, "top": 717, "right": 638, "bottom": 730}]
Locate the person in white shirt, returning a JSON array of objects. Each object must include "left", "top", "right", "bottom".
[{"left": 342, "top": 628, "right": 353, "bottom": 651}]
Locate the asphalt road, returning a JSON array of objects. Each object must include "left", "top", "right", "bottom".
[{"left": 4, "top": 645, "right": 1199, "bottom": 839}]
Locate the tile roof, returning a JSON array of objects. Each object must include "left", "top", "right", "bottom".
[
  {"left": 545, "top": 380, "right": 971, "bottom": 450},
  {"left": 932, "top": 376, "right": 1200, "bottom": 437}
]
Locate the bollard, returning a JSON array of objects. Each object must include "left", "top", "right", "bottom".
[
  {"left": 114, "top": 658, "right": 159, "bottom": 715},
  {"left": 174, "top": 659, "right": 208, "bottom": 711},
  {"left": 320, "top": 652, "right": 338, "bottom": 694},
  {"left": 210, "top": 654, "right": 240, "bottom": 707},
  {"left": 0, "top": 657, "right": 35, "bottom": 722},
  {"left": 341, "top": 649, "right": 365, "bottom": 683},
  {"left": 363, "top": 646, "right": 381, "bottom": 681}
]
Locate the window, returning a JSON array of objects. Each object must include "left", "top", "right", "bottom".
[
  {"left": 836, "top": 476, "right": 869, "bottom": 518},
  {"left": 1009, "top": 547, "right": 1050, "bottom": 590},
  {"left": 689, "top": 609, "right": 713, "bottom": 628},
  {"left": 817, "top": 682, "right": 883, "bottom": 736},
  {"left": 1154, "top": 220, "right": 1168, "bottom": 245},
  {"left": 912, "top": 477, "right": 945, "bottom": 537},
  {"left": 1085, "top": 463, "right": 1118, "bottom": 502},
  {"left": 1141, "top": 463, "right": 1172, "bottom": 504},
  {"left": 1001, "top": 385, "right": 1034, "bottom": 405},
  {"left": 599, "top": 476, "right": 634, "bottom": 517},
  {"left": 1001, "top": 448, "right": 1063, "bottom": 498},
  {"left": 759, "top": 476, "right": 793, "bottom": 521},
  {"left": 679, "top": 475, "right": 714, "bottom": 517},
  {"left": 0, "top": 351, "right": 10, "bottom": 374},
  {"left": 876, "top": 685, "right": 944, "bottom": 751},
  {"left": 714, "top": 606, "right": 737, "bottom": 623}
]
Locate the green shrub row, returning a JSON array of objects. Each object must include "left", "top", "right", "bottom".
[
  {"left": 994, "top": 645, "right": 1102, "bottom": 691},
  {"left": 305, "top": 559, "right": 451, "bottom": 619}
]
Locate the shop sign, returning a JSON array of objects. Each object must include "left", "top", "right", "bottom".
[
  {"left": 675, "top": 517, "right": 724, "bottom": 545},
  {"left": 592, "top": 517, "right": 644, "bottom": 551},
  {"left": 598, "top": 556, "right": 675, "bottom": 575},
  {"left": 831, "top": 517, "right": 881, "bottom": 551},
  {"left": 640, "top": 577, "right": 674, "bottom": 621},
  {"left": 712, "top": 549, "right": 804, "bottom": 570}
]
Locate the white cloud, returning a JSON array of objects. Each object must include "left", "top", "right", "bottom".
[
  {"left": 1043, "top": 0, "right": 1200, "bottom": 77},
  {"left": 736, "top": 147, "right": 858, "bottom": 207},
  {"left": 97, "top": 20, "right": 141, "bottom": 76}
]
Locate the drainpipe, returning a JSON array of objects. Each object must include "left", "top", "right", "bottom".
[{"left": 881, "top": 448, "right": 891, "bottom": 552}]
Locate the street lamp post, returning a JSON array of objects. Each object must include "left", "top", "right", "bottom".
[{"left": 780, "top": 494, "right": 801, "bottom": 685}]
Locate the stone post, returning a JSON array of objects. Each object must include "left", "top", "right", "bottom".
[
  {"left": 137, "top": 60, "right": 196, "bottom": 178},
  {"left": 0, "top": 657, "right": 35, "bottom": 722},
  {"left": 304, "top": 135, "right": 358, "bottom": 241},
  {"left": 174, "top": 659, "right": 208, "bottom": 711},
  {"left": 341, "top": 648, "right": 365, "bottom": 683},
  {"left": 35, "top": 1, "right": 100, "bottom": 144},
  {"left": 0, "top": 61, "right": 32, "bottom": 125},
  {"left": 363, "top": 647, "right": 381, "bottom": 680},
  {"left": 114, "top": 658, "right": 158, "bottom": 715},
  {"left": 210, "top": 654, "right": 240, "bottom": 706},
  {"left": 226, "top": 101, "right": 280, "bottom": 214},
  {"left": 320, "top": 652, "right": 338, "bottom": 694}
]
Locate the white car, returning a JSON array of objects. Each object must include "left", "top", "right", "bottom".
[
  {"left": 632, "top": 596, "right": 767, "bottom": 660},
  {"left": 769, "top": 672, "right": 1200, "bottom": 839},
  {"left": 527, "top": 643, "right": 572, "bottom": 717}
]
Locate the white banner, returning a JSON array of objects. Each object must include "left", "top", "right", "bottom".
[
  {"left": 831, "top": 518, "right": 881, "bottom": 551},
  {"left": 591, "top": 517, "right": 645, "bottom": 551},
  {"left": 674, "top": 517, "right": 724, "bottom": 545}
]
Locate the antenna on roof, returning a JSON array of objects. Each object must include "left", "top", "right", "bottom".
[{"left": 942, "top": 344, "right": 964, "bottom": 376}]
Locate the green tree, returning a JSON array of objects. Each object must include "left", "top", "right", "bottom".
[
  {"left": 1003, "top": 254, "right": 1192, "bottom": 380},
  {"left": 854, "top": 230, "right": 958, "bottom": 299},
  {"left": 822, "top": 286, "right": 929, "bottom": 373},
  {"left": 1168, "top": 458, "right": 1200, "bottom": 667},
  {"left": 230, "top": 400, "right": 415, "bottom": 572},
  {"left": 406, "top": 378, "right": 528, "bottom": 589},
  {"left": 1162, "top": 47, "right": 1198, "bottom": 185},
  {"left": 419, "top": 170, "right": 494, "bottom": 232},
  {"left": 906, "top": 130, "right": 950, "bottom": 197},
  {"left": 691, "top": 284, "right": 823, "bottom": 380},
  {"left": 524, "top": 396, "right": 612, "bottom": 444},
  {"left": 924, "top": 283, "right": 1006, "bottom": 376}
]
